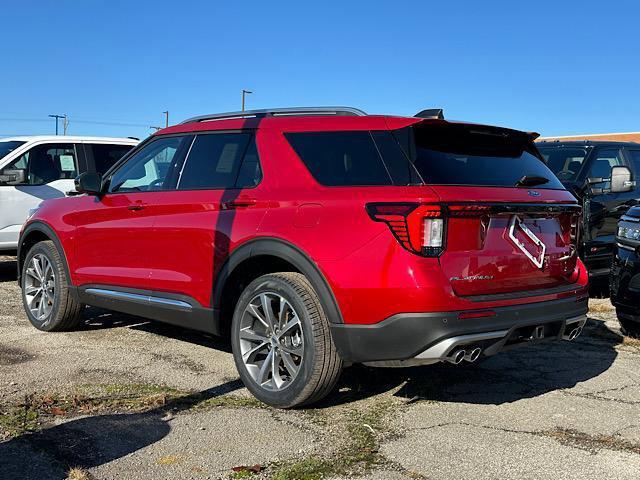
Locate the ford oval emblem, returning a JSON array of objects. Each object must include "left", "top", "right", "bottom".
[{"left": 528, "top": 190, "right": 541, "bottom": 197}]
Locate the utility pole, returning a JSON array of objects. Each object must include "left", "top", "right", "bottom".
[
  {"left": 163, "top": 110, "right": 169, "bottom": 128},
  {"left": 241, "top": 89, "right": 252, "bottom": 111},
  {"left": 48, "top": 114, "right": 66, "bottom": 135}
]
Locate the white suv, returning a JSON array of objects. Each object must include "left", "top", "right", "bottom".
[{"left": 0, "top": 136, "right": 138, "bottom": 252}]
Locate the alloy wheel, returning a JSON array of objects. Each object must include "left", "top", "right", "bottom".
[
  {"left": 24, "top": 253, "right": 56, "bottom": 323},
  {"left": 239, "top": 292, "right": 304, "bottom": 391}
]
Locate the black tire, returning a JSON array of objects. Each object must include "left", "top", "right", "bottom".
[
  {"left": 231, "top": 272, "right": 343, "bottom": 408},
  {"left": 21, "top": 240, "right": 84, "bottom": 331},
  {"left": 617, "top": 310, "right": 640, "bottom": 338}
]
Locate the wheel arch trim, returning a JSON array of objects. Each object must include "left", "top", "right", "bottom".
[
  {"left": 18, "top": 221, "right": 72, "bottom": 287},
  {"left": 212, "top": 237, "right": 344, "bottom": 324}
]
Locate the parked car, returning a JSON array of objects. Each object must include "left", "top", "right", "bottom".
[
  {"left": 0, "top": 136, "right": 138, "bottom": 253},
  {"left": 610, "top": 206, "right": 640, "bottom": 337},
  {"left": 537, "top": 141, "right": 640, "bottom": 281},
  {"left": 18, "top": 107, "right": 589, "bottom": 407}
]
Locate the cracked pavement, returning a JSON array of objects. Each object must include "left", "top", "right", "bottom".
[{"left": 1, "top": 255, "right": 639, "bottom": 479}]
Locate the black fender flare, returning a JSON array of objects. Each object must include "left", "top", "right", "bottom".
[
  {"left": 212, "top": 237, "right": 344, "bottom": 324},
  {"left": 18, "top": 221, "right": 72, "bottom": 287}
]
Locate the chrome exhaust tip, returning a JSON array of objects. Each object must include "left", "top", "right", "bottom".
[
  {"left": 570, "top": 327, "right": 582, "bottom": 340},
  {"left": 464, "top": 347, "right": 482, "bottom": 363},
  {"left": 563, "top": 326, "right": 582, "bottom": 341},
  {"left": 444, "top": 349, "right": 466, "bottom": 364}
]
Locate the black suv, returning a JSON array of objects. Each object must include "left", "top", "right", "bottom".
[
  {"left": 610, "top": 206, "right": 640, "bottom": 337},
  {"left": 537, "top": 141, "right": 640, "bottom": 280}
]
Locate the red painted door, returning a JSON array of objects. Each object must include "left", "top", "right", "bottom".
[{"left": 142, "top": 132, "right": 268, "bottom": 308}]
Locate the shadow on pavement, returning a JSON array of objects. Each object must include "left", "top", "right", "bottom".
[
  {"left": 320, "top": 316, "right": 621, "bottom": 407},
  {"left": 80, "top": 306, "right": 232, "bottom": 353},
  {"left": 73, "top": 307, "right": 620, "bottom": 409},
  {"left": 0, "top": 379, "right": 242, "bottom": 480},
  {"left": 0, "top": 258, "right": 17, "bottom": 283}
]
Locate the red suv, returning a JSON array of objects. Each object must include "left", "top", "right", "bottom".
[{"left": 18, "top": 107, "right": 589, "bottom": 407}]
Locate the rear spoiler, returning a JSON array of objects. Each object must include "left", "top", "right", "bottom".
[
  {"left": 413, "top": 110, "right": 539, "bottom": 142},
  {"left": 415, "top": 108, "right": 444, "bottom": 120}
]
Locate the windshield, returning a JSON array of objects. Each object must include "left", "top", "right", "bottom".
[
  {"left": 537, "top": 146, "right": 589, "bottom": 183},
  {"left": 0, "top": 141, "right": 26, "bottom": 161}
]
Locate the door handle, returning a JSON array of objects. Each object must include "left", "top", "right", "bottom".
[
  {"left": 222, "top": 198, "right": 257, "bottom": 209},
  {"left": 128, "top": 204, "right": 146, "bottom": 211}
]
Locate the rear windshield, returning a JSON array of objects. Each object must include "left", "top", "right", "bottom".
[
  {"left": 536, "top": 146, "right": 588, "bottom": 182},
  {"left": 286, "top": 123, "right": 565, "bottom": 189},
  {"left": 392, "top": 123, "right": 565, "bottom": 189},
  {"left": 0, "top": 141, "right": 26, "bottom": 161}
]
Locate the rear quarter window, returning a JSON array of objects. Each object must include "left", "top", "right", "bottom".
[{"left": 285, "top": 131, "right": 393, "bottom": 186}]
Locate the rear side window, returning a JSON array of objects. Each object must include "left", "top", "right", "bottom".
[
  {"left": 285, "top": 131, "right": 393, "bottom": 186},
  {"left": 88, "top": 143, "right": 134, "bottom": 175},
  {"left": 393, "top": 124, "right": 565, "bottom": 189},
  {"left": 178, "top": 132, "right": 259, "bottom": 190}
]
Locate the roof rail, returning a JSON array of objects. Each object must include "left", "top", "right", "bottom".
[{"left": 180, "top": 106, "right": 367, "bottom": 124}]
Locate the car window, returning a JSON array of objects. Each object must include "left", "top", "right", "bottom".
[
  {"left": 391, "top": 124, "right": 565, "bottom": 189},
  {"left": 0, "top": 141, "right": 25, "bottom": 160},
  {"left": 88, "top": 143, "right": 135, "bottom": 175},
  {"left": 0, "top": 143, "right": 76, "bottom": 185},
  {"left": 285, "top": 131, "right": 393, "bottom": 186},
  {"left": 588, "top": 148, "right": 625, "bottom": 189},
  {"left": 234, "top": 136, "right": 263, "bottom": 188},
  {"left": 177, "top": 132, "right": 255, "bottom": 189},
  {"left": 627, "top": 150, "right": 640, "bottom": 180},
  {"left": 109, "top": 136, "right": 189, "bottom": 193},
  {"left": 537, "top": 146, "right": 588, "bottom": 182}
]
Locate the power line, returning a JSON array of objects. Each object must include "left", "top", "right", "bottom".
[{"left": 0, "top": 117, "right": 155, "bottom": 128}]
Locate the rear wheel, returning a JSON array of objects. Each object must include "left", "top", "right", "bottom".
[
  {"left": 21, "top": 240, "right": 84, "bottom": 331},
  {"left": 617, "top": 310, "right": 640, "bottom": 338},
  {"left": 231, "top": 272, "right": 343, "bottom": 408}
]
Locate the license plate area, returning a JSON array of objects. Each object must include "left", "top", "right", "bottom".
[{"left": 508, "top": 215, "right": 546, "bottom": 269}]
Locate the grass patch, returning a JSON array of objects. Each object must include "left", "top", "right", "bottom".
[
  {"left": 588, "top": 300, "right": 614, "bottom": 314},
  {"left": 66, "top": 467, "right": 91, "bottom": 480},
  {"left": 622, "top": 335, "right": 640, "bottom": 348},
  {"left": 270, "top": 400, "right": 396, "bottom": 480},
  {"left": 0, "top": 383, "right": 263, "bottom": 439},
  {"left": 156, "top": 454, "right": 183, "bottom": 465},
  {"left": 543, "top": 427, "right": 640, "bottom": 454},
  {"left": 0, "top": 401, "right": 39, "bottom": 438}
]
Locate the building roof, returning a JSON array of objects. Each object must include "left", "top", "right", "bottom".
[{"left": 538, "top": 132, "right": 640, "bottom": 143}]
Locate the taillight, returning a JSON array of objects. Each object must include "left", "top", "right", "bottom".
[{"left": 365, "top": 203, "right": 445, "bottom": 257}]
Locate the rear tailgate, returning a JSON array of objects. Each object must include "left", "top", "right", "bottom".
[
  {"left": 389, "top": 120, "right": 582, "bottom": 298},
  {"left": 434, "top": 186, "right": 580, "bottom": 297}
]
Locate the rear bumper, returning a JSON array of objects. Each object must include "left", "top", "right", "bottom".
[{"left": 330, "top": 296, "right": 589, "bottom": 364}]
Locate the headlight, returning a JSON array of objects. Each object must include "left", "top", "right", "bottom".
[{"left": 618, "top": 225, "right": 640, "bottom": 240}]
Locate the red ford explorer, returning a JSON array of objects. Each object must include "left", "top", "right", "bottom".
[{"left": 18, "top": 107, "right": 589, "bottom": 407}]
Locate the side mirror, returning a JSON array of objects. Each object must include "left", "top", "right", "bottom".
[
  {"left": 611, "top": 166, "right": 635, "bottom": 193},
  {"left": 75, "top": 172, "right": 103, "bottom": 195},
  {"left": 0, "top": 169, "right": 26, "bottom": 185}
]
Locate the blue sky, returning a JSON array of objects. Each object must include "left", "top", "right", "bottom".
[{"left": 1, "top": 0, "right": 639, "bottom": 140}]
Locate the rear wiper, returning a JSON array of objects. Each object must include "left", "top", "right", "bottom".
[{"left": 515, "top": 175, "right": 549, "bottom": 187}]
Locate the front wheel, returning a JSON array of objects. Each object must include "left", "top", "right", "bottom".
[
  {"left": 231, "top": 272, "right": 343, "bottom": 408},
  {"left": 21, "top": 240, "right": 84, "bottom": 331}
]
